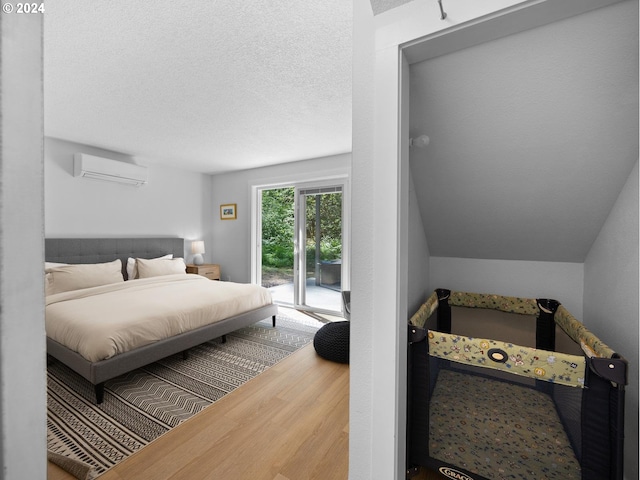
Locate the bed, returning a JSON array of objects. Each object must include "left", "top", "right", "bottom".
[
  {"left": 407, "top": 288, "right": 628, "bottom": 480},
  {"left": 45, "top": 237, "right": 278, "bottom": 404}
]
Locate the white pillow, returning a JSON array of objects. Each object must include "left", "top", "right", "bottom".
[
  {"left": 126, "top": 254, "right": 173, "bottom": 279},
  {"left": 46, "top": 259, "right": 124, "bottom": 295},
  {"left": 136, "top": 257, "right": 187, "bottom": 279},
  {"left": 44, "top": 273, "right": 53, "bottom": 296},
  {"left": 45, "top": 262, "right": 69, "bottom": 295},
  {"left": 45, "top": 261, "right": 68, "bottom": 272}
]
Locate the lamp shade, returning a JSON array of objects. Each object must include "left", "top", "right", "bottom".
[
  {"left": 191, "top": 241, "right": 205, "bottom": 254},
  {"left": 191, "top": 241, "right": 205, "bottom": 265}
]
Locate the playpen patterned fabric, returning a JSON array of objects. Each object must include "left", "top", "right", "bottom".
[
  {"left": 427, "top": 330, "right": 587, "bottom": 388},
  {"left": 554, "top": 305, "right": 615, "bottom": 359},
  {"left": 448, "top": 291, "right": 539, "bottom": 316},
  {"left": 409, "top": 291, "right": 438, "bottom": 328},
  {"left": 429, "top": 369, "right": 582, "bottom": 480}
]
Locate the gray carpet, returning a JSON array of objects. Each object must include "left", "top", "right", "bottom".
[{"left": 47, "top": 313, "right": 321, "bottom": 477}]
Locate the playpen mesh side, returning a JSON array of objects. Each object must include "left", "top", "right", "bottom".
[{"left": 553, "top": 304, "right": 626, "bottom": 479}]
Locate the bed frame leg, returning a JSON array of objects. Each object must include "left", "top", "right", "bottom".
[
  {"left": 95, "top": 383, "right": 105, "bottom": 404},
  {"left": 221, "top": 335, "right": 227, "bottom": 344},
  {"left": 272, "top": 315, "right": 276, "bottom": 327},
  {"left": 182, "top": 350, "right": 189, "bottom": 360}
]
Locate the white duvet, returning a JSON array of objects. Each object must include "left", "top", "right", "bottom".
[{"left": 45, "top": 274, "right": 273, "bottom": 362}]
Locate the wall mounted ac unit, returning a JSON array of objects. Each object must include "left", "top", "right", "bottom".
[{"left": 73, "top": 153, "right": 148, "bottom": 186}]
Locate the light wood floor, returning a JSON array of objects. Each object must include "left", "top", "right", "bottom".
[
  {"left": 49, "top": 343, "right": 349, "bottom": 480},
  {"left": 48, "top": 331, "right": 446, "bottom": 480}
]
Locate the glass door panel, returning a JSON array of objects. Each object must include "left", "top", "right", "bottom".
[
  {"left": 260, "top": 187, "right": 295, "bottom": 306},
  {"left": 296, "top": 186, "right": 342, "bottom": 313}
]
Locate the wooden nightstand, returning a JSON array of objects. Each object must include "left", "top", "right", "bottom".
[{"left": 186, "top": 264, "right": 221, "bottom": 280}]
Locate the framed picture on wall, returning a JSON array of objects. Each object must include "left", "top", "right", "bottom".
[{"left": 220, "top": 203, "right": 237, "bottom": 220}]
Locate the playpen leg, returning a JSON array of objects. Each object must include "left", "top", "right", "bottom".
[
  {"left": 407, "top": 324, "right": 430, "bottom": 476},
  {"left": 536, "top": 298, "right": 559, "bottom": 351},
  {"left": 406, "top": 466, "right": 420, "bottom": 478},
  {"left": 436, "top": 288, "right": 452, "bottom": 333}
]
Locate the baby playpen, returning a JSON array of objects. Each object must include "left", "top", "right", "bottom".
[{"left": 407, "top": 289, "right": 627, "bottom": 480}]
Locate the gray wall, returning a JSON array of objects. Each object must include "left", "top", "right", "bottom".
[
  {"left": 428, "top": 257, "right": 584, "bottom": 319},
  {"left": 44, "top": 137, "right": 213, "bottom": 263},
  {"left": 583, "top": 160, "right": 639, "bottom": 480},
  {"left": 408, "top": 169, "right": 430, "bottom": 315},
  {"left": 210, "top": 153, "right": 350, "bottom": 284},
  {"left": 1, "top": 13, "right": 47, "bottom": 479},
  {"left": 408, "top": 0, "right": 638, "bottom": 265}
]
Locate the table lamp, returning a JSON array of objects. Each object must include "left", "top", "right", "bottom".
[{"left": 191, "top": 240, "right": 205, "bottom": 265}]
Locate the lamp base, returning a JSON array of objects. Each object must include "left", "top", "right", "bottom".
[{"left": 193, "top": 253, "right": 204, "bottom": 265}]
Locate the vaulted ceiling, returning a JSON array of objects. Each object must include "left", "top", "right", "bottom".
[{"left": 409, "top": 0, "right": 638, "bottom": 262}]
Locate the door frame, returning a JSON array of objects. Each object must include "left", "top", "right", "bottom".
[
  {"left": 352, "top": 1, "right": 622, "bottom": 477},
  {"left": 250, "top": 174, "right": 351, "bottom": 315}
]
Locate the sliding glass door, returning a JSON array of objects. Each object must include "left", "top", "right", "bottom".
[{"left": 256, "top": 180, "right": 347, "bottom": 316}]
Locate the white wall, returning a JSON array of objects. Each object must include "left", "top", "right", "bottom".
[
  {"left": 44, "top": 137, "right": 213, "bottom": 263},
  {"left": 351, "top": 1, "right": 377, "bottom": 478},
  {"left": 429, "top": 257, "right": 584, "bottom": 318},
  {"left": 209, "top": 153, "right": 350, "bottom": 284},
  {"left": 583, "top": 160, "right": 638, "bottom": 480},
  {"left": 1, "top": 13, "right": 47, "bottom": 479}
]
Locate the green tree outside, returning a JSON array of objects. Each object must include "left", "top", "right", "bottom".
[{"left": 261, "top": 187, "right": 342, "bottom": 287}]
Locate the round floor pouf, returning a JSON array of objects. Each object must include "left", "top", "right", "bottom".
[{"left": 313, "top": 321, "right": 350, "bottom": 364}]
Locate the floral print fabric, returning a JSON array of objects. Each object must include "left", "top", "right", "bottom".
[
  {"left": 429, "top": 369, "right": 581, "bottom": 480},
  {"left": 428, "top": 330, "right": 586, "bottom": 388},
  {"left": 409, "top": 291, "right": 438, "bottom": 329},
  {"left": 448, "top": 291, "right": 539, "bottom": 316},
  {"left": 554, "top": 305, "right": 615, "bottom": 359}
]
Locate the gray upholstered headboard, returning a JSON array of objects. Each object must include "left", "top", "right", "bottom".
[{"left": 45, "top": 237, "right": 185, "bottom": 280}]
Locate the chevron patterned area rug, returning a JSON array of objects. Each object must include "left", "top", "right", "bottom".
[{"left": 47, "top": 312, "right": 323, "bottom": 478}]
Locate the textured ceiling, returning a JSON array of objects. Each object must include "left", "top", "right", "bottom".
[
  {"left": 410, "top": 1, "right": 638, "bottom": 262},
  {"left": 44, "top": 0, "right": 352, "bottom": 174}
]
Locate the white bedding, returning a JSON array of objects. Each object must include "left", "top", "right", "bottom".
[{"left": 45, "top": 274, "right": 273, "bottom": 362}]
